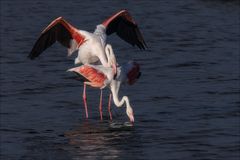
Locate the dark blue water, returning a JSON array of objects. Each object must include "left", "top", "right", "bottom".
[{"left": 1, "top": 0, "right": 239, "bottom": 159}]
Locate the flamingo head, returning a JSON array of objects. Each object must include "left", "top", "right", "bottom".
[
  {"left": 126, "top": 61, "right": 141, "bottom": 85},
  {"left": 126, "top": 106, "right": 134, "bottom": 123}
]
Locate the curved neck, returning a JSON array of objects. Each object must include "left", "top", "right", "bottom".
[
  {"left": 110, "top": 78, "right": 134, "bottom": 122},
  {"left": 110, "top": 81, "right": 130, "bottom": 109},
  {"left": 105, "top": 44, "right": 116, "bottom": 66}
]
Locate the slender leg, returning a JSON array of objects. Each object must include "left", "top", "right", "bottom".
[
  {"left": 108, "top": 93, "right": 112, "bottom": 121},
  {"left": 82, "top": 82, "right": 88, "bottom": 118},
  {"left": 99, "top": 89, "right": 103, "bottom": 121}
]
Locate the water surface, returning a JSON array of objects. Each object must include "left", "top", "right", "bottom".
[{"left": 0, "top": 0, "right": 239, "bottom": 159}]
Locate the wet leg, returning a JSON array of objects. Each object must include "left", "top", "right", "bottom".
[
  {"left": 99, "top": 89, "right": 103, "bottom": 120},
  {"left": 82, "top": 82, "right": 88, "bottom": 118},
  {"left": 108, "top": 93, "right": 112, "bottom": 120}
]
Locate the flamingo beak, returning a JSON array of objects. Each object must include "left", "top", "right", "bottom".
[{"left": 129, "top": 113, "right": 134, "bottom": 123}]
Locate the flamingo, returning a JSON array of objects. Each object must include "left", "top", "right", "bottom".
[
  {"left": 28, "top": 10, "right": 147, "bottom": 75},
  {"left": 69, "top": 44, "right": 116, "bottom": 119},
  {"left": 68, "top": 59, "right": 141, "bottom": 123}
]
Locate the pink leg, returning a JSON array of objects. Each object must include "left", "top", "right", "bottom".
[
  {"left": 99, "top": 89, "right": 103, "bottom": 121},
  {"left": 82, "top": 82, "right": 88, "bottom": 118},
  {"left": 108, "top": 93, "right": 112, "bottom": 121}
]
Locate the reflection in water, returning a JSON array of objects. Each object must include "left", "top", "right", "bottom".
[{"left": 64, "top": 120, "right": 143, "bottom": 160}]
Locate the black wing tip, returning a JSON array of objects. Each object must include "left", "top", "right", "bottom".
[
  {"left": 68, "top": 71, "right": 89, "bottom": 82},
  {"left": 28, "top": 54, "right": 35, "bottom": 60},
  {"left": 138, "top": 41, "right": 148, "bottom": 50},
  {"left": 28, "top": 52, "right": 38, "bottom": 59},
  {"left": 136, "top": 41, "right": 148, "bottom": 50},
  {"left": 143, "top": 42, "right": 148, "bottom": 49}
]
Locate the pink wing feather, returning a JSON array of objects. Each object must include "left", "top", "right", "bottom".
[{"left": 69, "top": 65, "right": 107, "bottom": 88}]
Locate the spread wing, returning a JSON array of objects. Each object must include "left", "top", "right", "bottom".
[
  {"left": 102, "top": 10, "right": 147, "bottom": 50},
  {"left": 28, "top": 17, "right": 85, "bottom": 59}
]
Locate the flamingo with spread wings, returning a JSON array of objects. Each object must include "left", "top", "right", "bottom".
[{"left": 28, "top": 10, "right": 147, "bottom": 75}]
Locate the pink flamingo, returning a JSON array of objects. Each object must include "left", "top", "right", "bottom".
[
  {"left": 28, "top": 10, "right": 146, "bottom": 75},
  {"left": 68, "top": 53, "right": 141, "bottom": 123}
]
